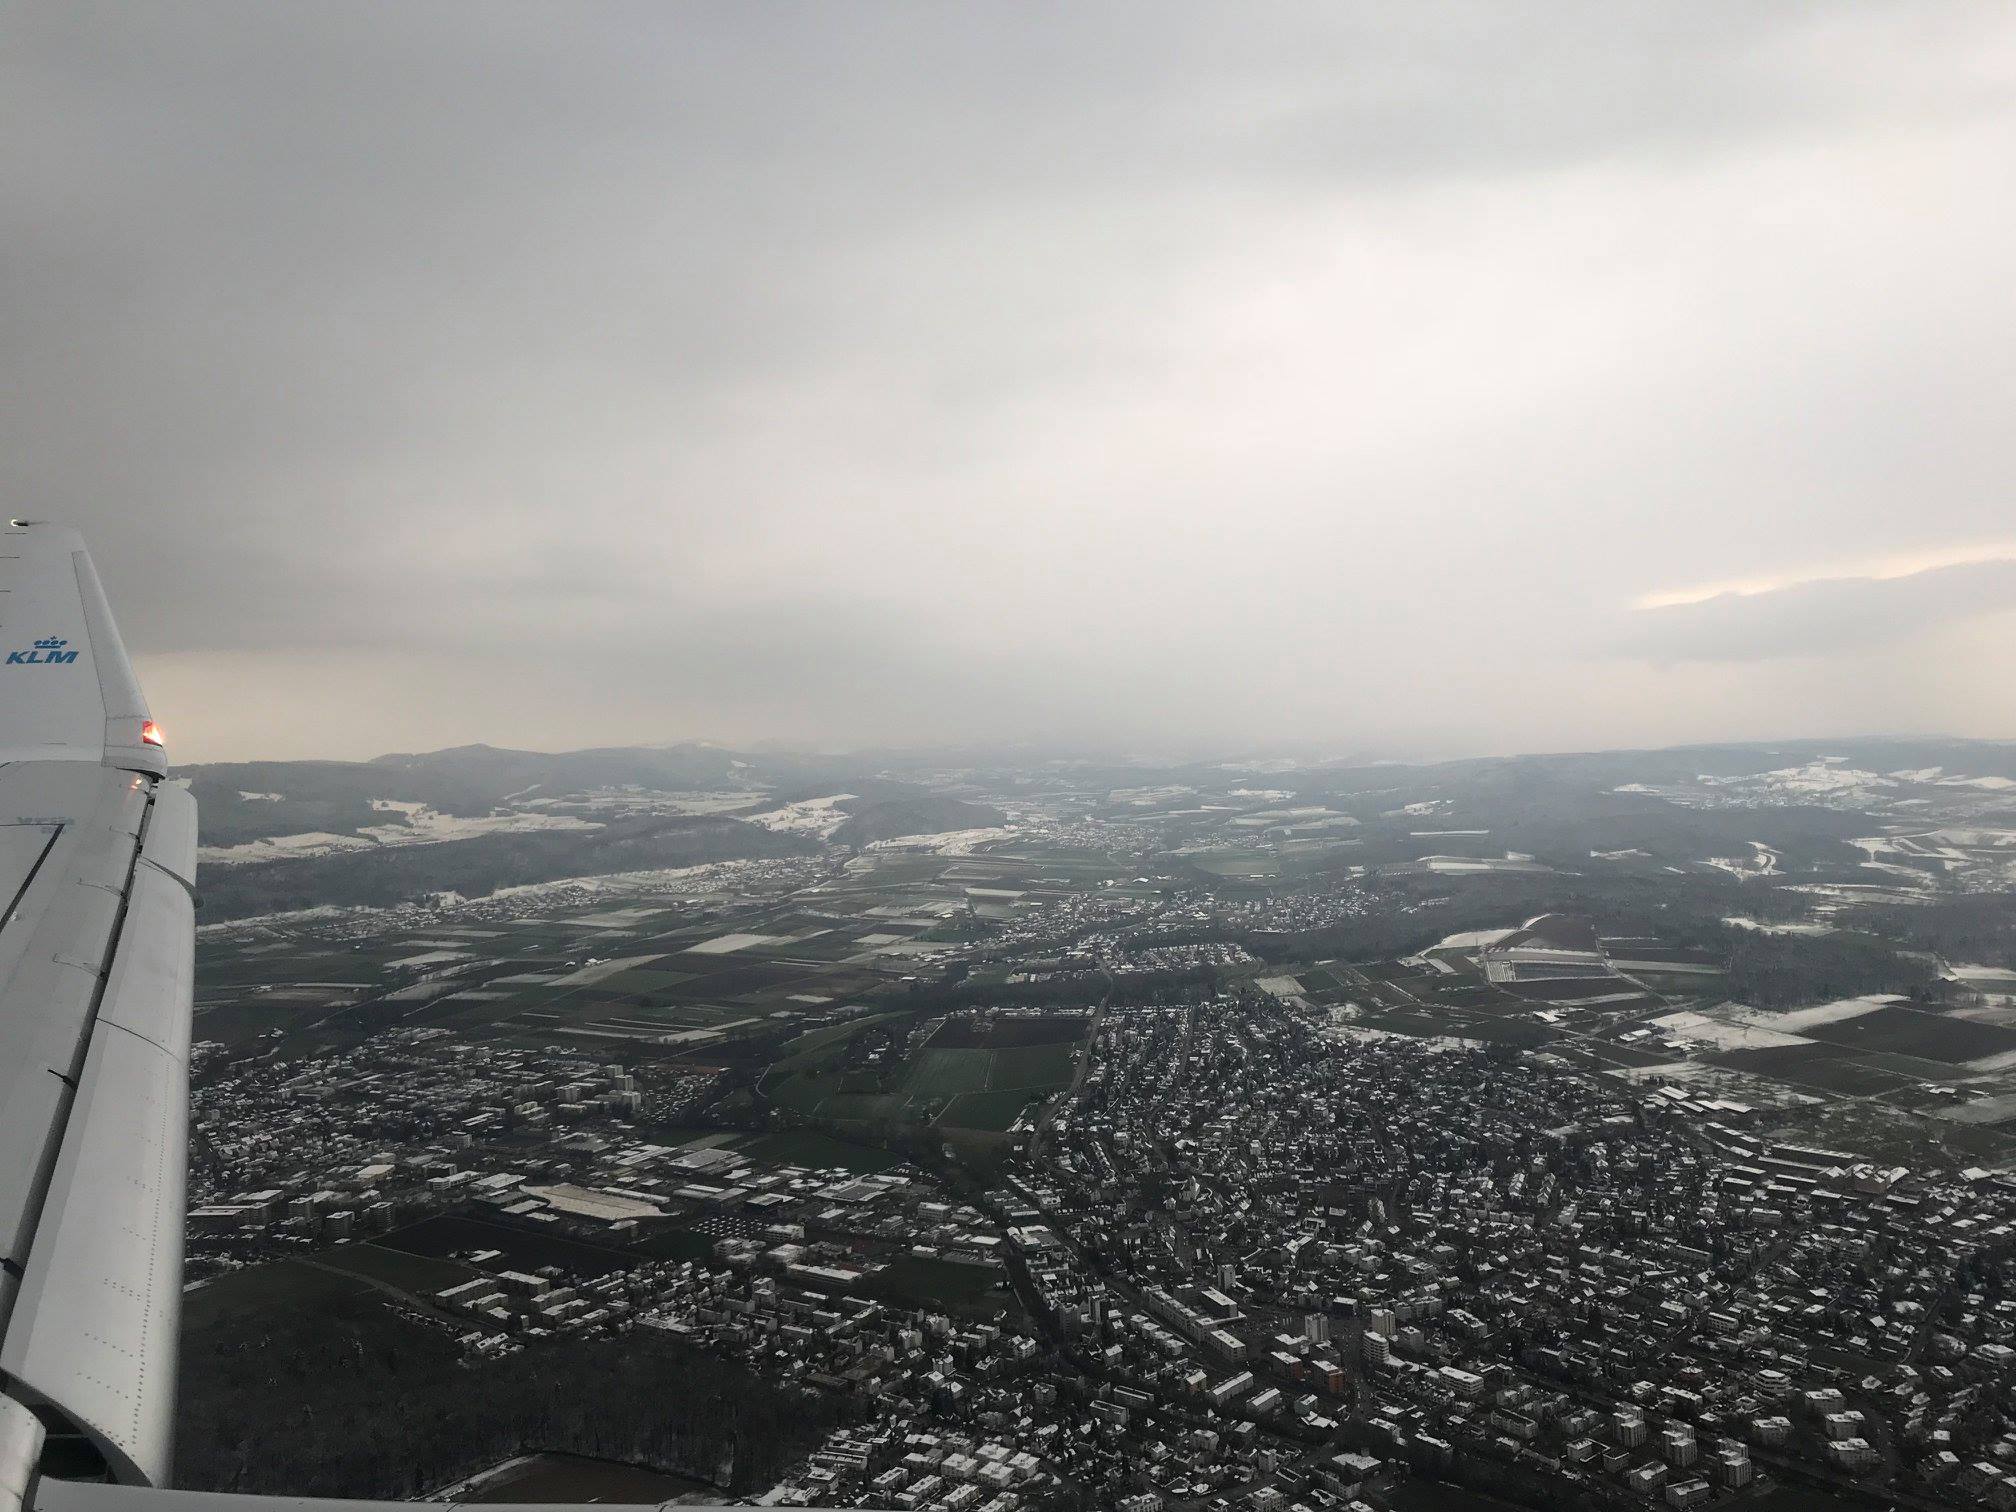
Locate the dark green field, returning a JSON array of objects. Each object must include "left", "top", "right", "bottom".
[
  {"left": 860, "top": 1254, "right": 1016, "bottom": 1319},
  {"left": 1802, "top": 1003, "right": 2016, "bottom": 1064},
  {"left": 314, "top": 1241, "right": 483, "bottom": 1295},
  {"left": 763, "top": 1016, "right": 1083, "bottom": 1127},
  {"left": 938, "top": 1087, "right": 1043, "bottom": 1131}
]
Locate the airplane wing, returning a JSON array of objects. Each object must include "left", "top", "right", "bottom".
[
  {"left": 0, "top": 522, "right": 194, "bottom": 1490},
  {"left": 0, "top": 524, "right": 795, "bottom": 1512}
]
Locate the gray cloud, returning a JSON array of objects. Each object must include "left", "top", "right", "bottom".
[
  {"left": 1614, "top": 559, "right": 2016, "bottom": 662},
  {"left": 6, "top": 2, "right": 2016, "bottom": 759}
]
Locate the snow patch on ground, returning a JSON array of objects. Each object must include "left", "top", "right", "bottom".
[
  {"left": 358, "top": 804, "right": 597, "bottom": 846},
  {"left": 1701, "top": 764, "right": 1897, "bottom": 800},
  {"left": 1703, "top": 843, "right": 1779, "bottom": 879},
  {"left": 1431, "top": 929, "right": 1518, "bottom": 951},
  {"left": 386, "top": 949, "right": 472, "bottom": 968},
  {"left": 198, "top": 802, "right": 602, "bottom": 865},
  {"left": 1652, "top": 1010, "right": 1810, "bottom": 1050},
  {"left": 197, "top": 831, "right": 380, "bottom": 865},
  {"left": 1926, "top": 828, "right": 2016, "bottom": 848},
  {"left": 1949, "top": 963, "right": 2016, "bottom": 984},
  {"left": 864, "top": 826, "right": 1014, "bottom": 855},
  {"left": 551, "top": 953, "right": 668, "bottom": 986},
  {"left": 744, "top": 793, "right": 857, "bottom": 839},
  {"left": 1717, "top": 995, "right": 1902, "bottom": 1034},
  {"left": 686, "top": 932, "right": 783, "bottom": 955}
]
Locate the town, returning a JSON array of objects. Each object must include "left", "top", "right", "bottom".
[{"left": 177, "top": 744, "right": 2016, "bottom": 1512}]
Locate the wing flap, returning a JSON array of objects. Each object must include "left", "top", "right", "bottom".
[
  {"left": 91, "top": 867, "right": 194, "bottom": 1062},
  {"left": 0, "top": 779, "right": 190, "bottom": 1487},
  {"left": 1, "top": 1023, "right": 186, "bottom": 1486},
  {"left": 137, "top": 785, "right": 197, "bottom": 888},
  {"left": 0, "top": 771, "right": 147, "bottom": 1275}
]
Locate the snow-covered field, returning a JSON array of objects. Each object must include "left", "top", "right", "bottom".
[
  {"left": 1702, "top": 841, "right": 1781, "bottom": 879},
  {"left": 1431, "top": 928, "right": 1518, "bottom": 952},
  {"left": 197, "top": 801, "right": 602, "bottom": 865},
  {"left": 550, "top": 953, "right": 667, "bottom": 986},
  {"left": 1652, "top": 1009, "right": 1809, "bottom": 1050},
  {"left": 196, "top": 830, "right": 381, "bottom": 865},
  {"left": 686, "top": 932, "right": 784, "bottom": 955},
  {"left": 864, "top": 826, "right": 1014, "bottom": 856},
  {"left": 385, "top": 949, "right": 472, "bottom": 968},
  {"left": 1716, "top": 995, "right": 1903, "bottom": 1034},
  {"left": 1700, "top": 762, "right": 1895, "bottom": 800},
  {"left": 1613, "top": 761, "right": 2016, "bottom": 828},
  {"left": 1950, "top": 963, "right": 2016, "bottom": 985},
  {"left": 1845, "top": 829, "right": 2016, "bottom": 890},
  {"left": 743, "top": 793, "right": 857, "bottom": 839}
]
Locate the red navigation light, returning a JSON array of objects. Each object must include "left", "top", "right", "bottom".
[{"left": 140, "top": 719, "right": 165, "bottom": 748}]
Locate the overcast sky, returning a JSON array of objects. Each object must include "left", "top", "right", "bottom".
[{"left": 6, "top": 3, "right": 2016, "bottom": 763}]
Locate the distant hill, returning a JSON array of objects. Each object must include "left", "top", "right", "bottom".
[
  {"left": 195, "top": 814, "right": 815, "bottom": 921},
  {"left": 179, "top": 742, "right": 1011, "bottom": 919},
  {"left": 186, "top": 742, "right": 778, "bottom": 847},
  {"left": 365, "top": 741, "right": 754, "bottom": 792}
]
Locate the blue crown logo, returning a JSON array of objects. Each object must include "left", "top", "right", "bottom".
[{"left": 33, "top": 637, "right": 67, "bottom": 650}]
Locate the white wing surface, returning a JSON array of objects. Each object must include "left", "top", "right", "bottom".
[
  {"left": 0, "top": 523, "right": 164, "bottom": 775},
  {"left": 0, "top": 522, "right": 193, "bottom": 1488}
]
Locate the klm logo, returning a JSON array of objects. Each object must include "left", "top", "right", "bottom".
[{"left": 7, "top": 636, "right": 79, "bottom": 666}]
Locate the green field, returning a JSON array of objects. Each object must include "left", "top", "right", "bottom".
[
  {"left": 765, "top": 1021, "right": 1081, "bottom": 1128},
  {"left": 860, "top": 1254, "right": 1015, "bottom": 1317},
  {"left": 313, "top": 1241, "right": 481, "bottom": 1295},
  {"left": 987, "top": 1040, "right": 1078, "bottom": 1088},
  {"left": 938, "top": 1088, "right": 1043, "bottom": 1131},
  {"left": 774, "top": 1013, "right": 905, "bottom": 1070},
  {"left": 195, "top": 895, "right": 928, "bottom": 1065},
  {"left": 903, "top": 1047, "right": 996, "bottom": 1101},
  {"left": 762, "top": 1067, "right": 910, "bottom": 1123},
  {"left": 183, "top": 1259, "right": 374, "bottom": 1331}
]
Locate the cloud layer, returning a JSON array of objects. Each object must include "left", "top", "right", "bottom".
[
  {"left": 6, "top": 3, "right": 2016, "bottom": 759},
  {"left": 1619, "top": 558, "right": 2016, "bottom": 662}
]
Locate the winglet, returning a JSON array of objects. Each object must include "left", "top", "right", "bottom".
[{"left": 0, "top": 522, "right": 165, "bottom": 776}]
